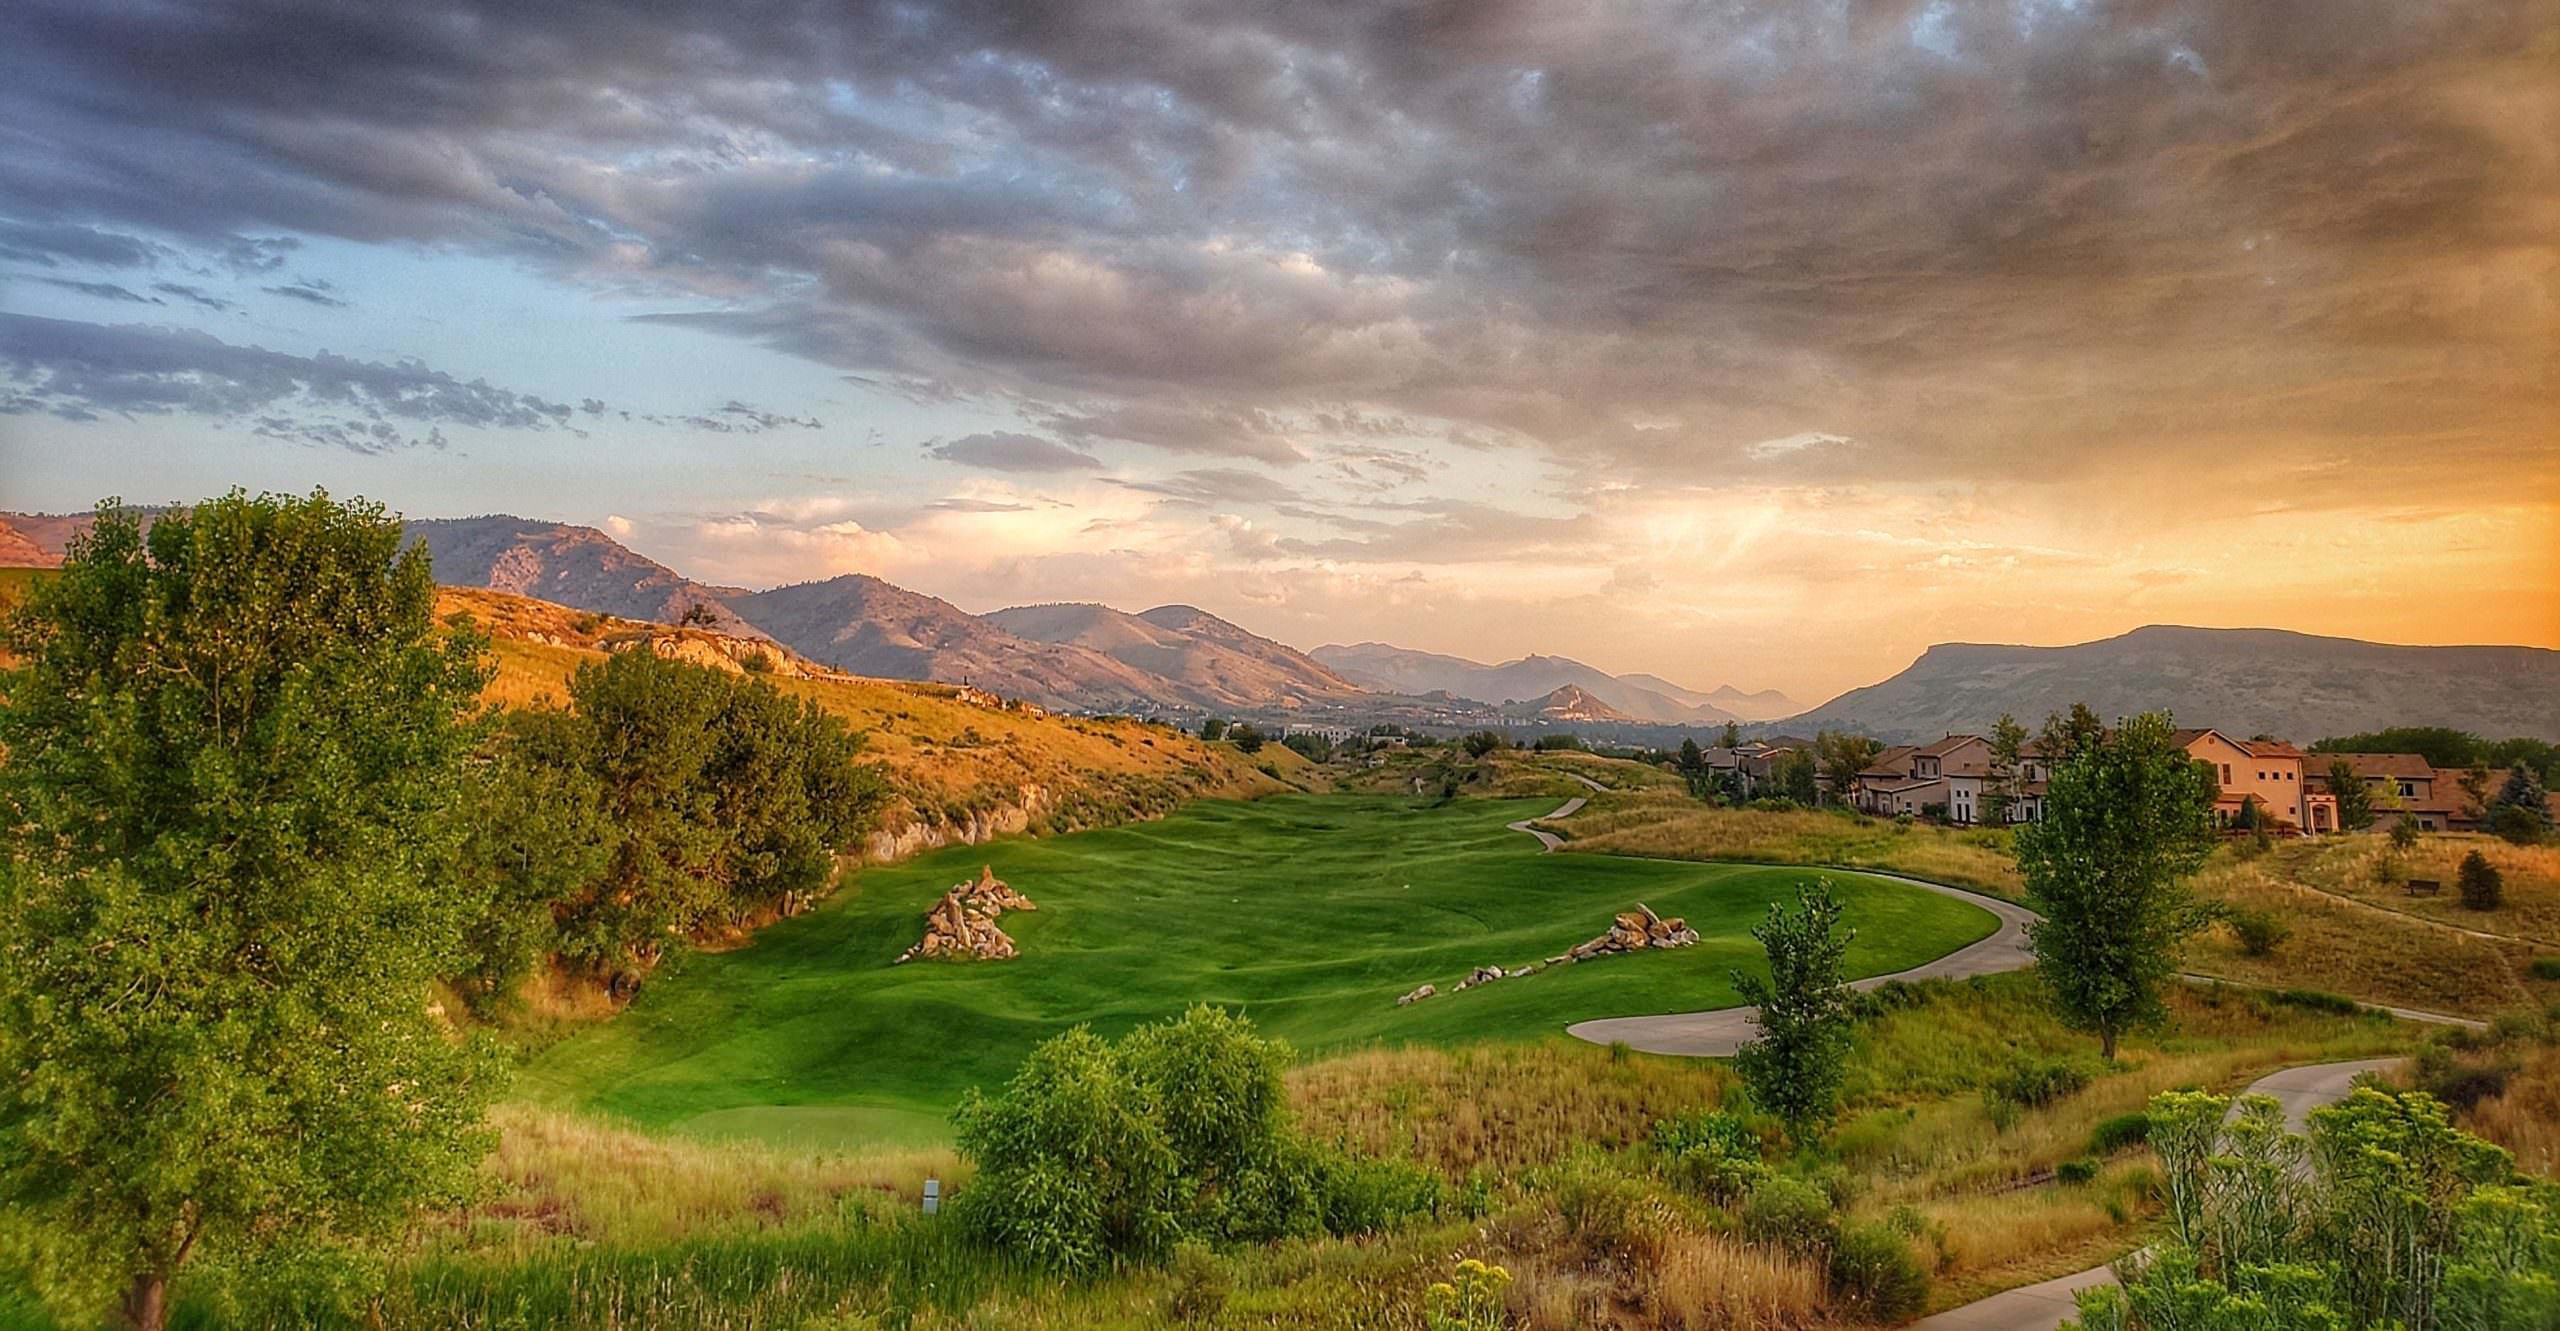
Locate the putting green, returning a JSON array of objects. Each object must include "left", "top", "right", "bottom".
[{"left": 525, "top": 795, "right": 1998, "bottom": 1147}]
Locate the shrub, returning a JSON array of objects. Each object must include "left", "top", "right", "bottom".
[
  {"left": 2529, "top": 957, "right": 2560, "bottom": 982},
  {"left": 1165, "top": 1243, "right": 1230, "bottom": 1321},
  {"left": 2056, "top": 1157, "right": 2099, "bottom": 1185},
  {"left": 2270, "top": 988, "right": 2363, "bottom": 1016},
  {"left": 1893, "top": 812, "right": 1914, "bottom": 830},
  {"left": 954, "top": 1007, "right": 1421, "bottom": 1272},
  {"left": 1461, "top": 730, "right": 1507, "bottom": 758},
  {"left": 2090, "top": 1112, "right": 2152, "bottom": 1155},
  {"left": 740, "top": 649, "right": 775, "bottom": 674},
  {"left": 1987, "top": 1056, "right": 2092, "bottom": 1110},
  {"left": 1540, "top": 1152, "right": 1668, "bottom": 1265},
  {"left": 1230, "top": 724, "right": 1267, "bottom": 754},
  {"left": 1828, "top": 1222, "right": 1930, "bottom": 1320},
  {"left": 2390, "top": 817, "right": 2421, "bottom": 851},
  {"left": 2413, "top": 1043, "right": 2513, "bottom": 1110},
  {"left": 1311, "top": 1149, "right": 1442, "bottom": 1236},
  {"left": 1740, "top": 1175, "right": 1836, "bottom": 1255},
  {"left": 2226, "top": 907, "right": 2291, "bottom": 958},
  {"left": 1651, "top": 1110, "right": 1766, "bottom": 1202},
  {"left": 2460, "top": 850, "right": 2504, "bottom": 911}
]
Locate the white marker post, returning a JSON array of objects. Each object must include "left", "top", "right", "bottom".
[{"left": 922, "top": 1178, "right": 941, "bottom": 1215}]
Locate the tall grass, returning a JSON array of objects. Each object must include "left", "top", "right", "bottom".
[{"left": 1289, "top": 1041, "right": 1733, "bottom": 1176}]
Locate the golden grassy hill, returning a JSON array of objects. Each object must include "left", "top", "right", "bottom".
[{"left": 438, "top": 586, "right": 1305, "bottom": 856}]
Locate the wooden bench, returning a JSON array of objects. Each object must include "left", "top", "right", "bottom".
[{"left": 2405, "top": 879, "right": 2442, "bottom": 897}]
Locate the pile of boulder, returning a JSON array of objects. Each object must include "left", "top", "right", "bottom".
[
  {"left": 1554, "top": 902, "right": 1698, "bottom": 962},
  {"left": 1395, "top": 903, "right": 1696, "bottom": 1006},
  {"left": 894, "top": 865, "right": 1038, "bottom": 963}
]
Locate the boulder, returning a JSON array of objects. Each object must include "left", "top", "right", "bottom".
[
  {"left": 1560, "top": 902, "right": 1701, "bottom": 963},
  {"left": 1397, "top": 983, "right": 1437, "bottom": 1006}
]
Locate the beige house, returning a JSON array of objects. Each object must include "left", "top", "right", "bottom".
[
  {"left": 2305, "top": 753, "right": 2462, "bottom": 830},
  {"left": 2174, "top": 729, "right": 2334, "bottom": 832}
]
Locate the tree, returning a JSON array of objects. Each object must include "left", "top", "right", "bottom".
[
  {"left": 2456, "top": 850, "right": 2504, "bottom": 912},
  {"left": 1461, "top": 729, "right": 1507, "bottom": 758},
  {"left": 2017, "top": 711, "right": 2219, "bottom": 1059},
  {"left": 2487, "top": 763, "right": 2553, "bottom": 845},
  {"left": 1813, "top": 730, "right": 1882, "bottom": 806},
  {"left": 0, "top": 493, "right": 506, "bottom": 1330},
  {"left": 1732, "top": 885, "right": 1858, "bottom": 1145},
  {"left": 1985, "top": 713, "right": 2028, "bottom": 825},
  {"left": 1720, "top": 721, "right": 1743, "bottom": 750},
  {"left": 1281, "top": 731, "right": 1334, "bottom": 762},
  {"left": 1533, "top": 732, "right": 1582, "bottom": 752},
  {"left": 2327, "top": 758, "right": 2377, "bottom": 832},
  {"left": 2039, "top": 703, "right": 2106, "bottom": 764},
  {"left": 1773, "top": 748, "right": 1820, "bottom": 804},
  {"left": 2312, "top": 725, "right": 2482, "bottom": 770},
  {"left": 1230, "top": 723, "right": 1267, "bottom": 754},
  {"left": 1677, "top": 737, "right": 1707, "bottom": 777},
  {"left": 1199, "top": 717, "right": 1228, "bottom": 741}
]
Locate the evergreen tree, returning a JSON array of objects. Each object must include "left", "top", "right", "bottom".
[
  {"left": 1720, "top": 721, "right": 1743, "bottom": 750},
  {"left": 2327, "top": 758, "right": 2376, "bottom": 831},
  {"left": 2017, "top": 712, "right": 2219, "bottom": 1058},
  {"left": 2488, "top": 763, "right": 2553, "bottom": 845}
]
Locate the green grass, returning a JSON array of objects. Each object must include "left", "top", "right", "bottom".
[{"left": 526, "top": 794, "right": 1999, "bottom": 1148}]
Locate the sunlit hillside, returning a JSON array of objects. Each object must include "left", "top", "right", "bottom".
[{"left": 436, "top": 586, "right": 1308, "bottom": 855}]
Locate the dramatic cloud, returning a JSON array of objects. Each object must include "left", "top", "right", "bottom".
[
  {"left": 927, "top": 431, "right": 1104, "bottom": 473},
  {"left": 0, "top": 313, "right": 581, "bottom": 447},
  {"left": 2, "top": 0, "right": 2551, "bottom": 691}
]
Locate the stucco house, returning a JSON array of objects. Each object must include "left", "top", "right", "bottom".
[{"left": 2174, "top": 728, "right": 2335, "bottom": 832}]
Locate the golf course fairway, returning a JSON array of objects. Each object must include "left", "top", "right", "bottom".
[{"left": 526, "top": 795, "right": 1999, "bottom": 1147}]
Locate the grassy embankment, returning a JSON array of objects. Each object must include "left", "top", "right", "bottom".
[{"left": 525, "top": 793, "right": 1999, "bottom": 1148}]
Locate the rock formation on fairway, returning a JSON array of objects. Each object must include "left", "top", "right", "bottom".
[
  {"left": 1397, "top": 983, "right": 1437, "bottom": 1006},
  {"left": 894, "top": 865, "right": 1038, "bottom": 963},
  {"left": 1553, "top": 902, "right": 1698, "bottom": 963}
]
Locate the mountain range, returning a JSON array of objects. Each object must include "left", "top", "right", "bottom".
[
  {"left": 7, "top": 509, "right": 2553, "bottom": 741},
  {"left": 1308, "top": 642, "right": 1786, "bottom": 725},
  {"left": 1788, "top": 626, "right": 2560, "bottom": 743}
]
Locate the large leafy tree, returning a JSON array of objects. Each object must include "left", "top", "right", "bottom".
[
  {"left": 1985, "top": 713, "right": 2029, "bottom": 825},
  {"left": 0, "top": 494, "right": 504, "bottom": 1330},
  {"left": 2017, "top": 711, "right": 2218, "bottom": 1058},
  {"left": 1732, "top": 884, "right": 1857, "bottom": 1145},
  {"left": 1813, "top": 730, "right": 1882, "bottom": 806}
]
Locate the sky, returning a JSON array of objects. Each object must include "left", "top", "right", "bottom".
[{"left": 1, "top": 0, "right": 2554, "bottom": 703}]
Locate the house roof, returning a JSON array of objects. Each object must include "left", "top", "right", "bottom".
[
  {"left": 1916, "top": 734, "right": 1987, "bottom": 757},
  {"left": 1858, "top": 745, "right": 1919, "bottom": 778},
  {"left": 2312, "top": 752, "right": 2436, "bottom": 782},
  {"left": 2236, "top": 737, "right": 2307, "bottom": 759}
]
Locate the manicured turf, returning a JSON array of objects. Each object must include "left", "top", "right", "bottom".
[{"left": 526, "top": 795, "right": 1999, "bottom": 1147}]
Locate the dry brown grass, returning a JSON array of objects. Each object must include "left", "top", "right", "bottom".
[
  {"left": 1546, "top": 796, "right": 2024, "bottom": 898},
  {"left": 1289, "top": 1041, "right": 1733, "bottom": 1177},
  {"left": 2278, "top": 833, "right": 2560, "bottom": 944},
  {"left": 2461, "top": 1042, "right": 2560, "bottom": 1177},
  {"left": 441, "top": 1104, "right": 959, "bottom": 1257},
  {"left": 2183, "top": 841, "right": 2548, "bottom": 1016}
]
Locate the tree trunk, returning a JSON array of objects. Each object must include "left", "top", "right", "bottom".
[
  {"left": 120, "top": 1270, "right": 168, "bottom": 1331},
  {"left": 2099, "top": 1027, "right": 2118, "bottom": 1060}
]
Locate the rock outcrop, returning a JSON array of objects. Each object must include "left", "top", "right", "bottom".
[
  {"left": 1397, "top": 983, "right": 1437, "bottom": 1006},
  {"left": 894, "top": 866, "right": 1038, "bottom": 963},
  {"left": 1555, "top": 902, "right": 1698, "bottom": 963}
]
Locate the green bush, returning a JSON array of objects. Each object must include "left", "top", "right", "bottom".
[
  {"left": 2270, "top": 988, "right": 2364, "bottom": 1016},
  {"left": 2390, "top": 817, "right": 2421, "bottom": 851},
  {"left": 2532, "top": 957, "right": 2560, "bottom": 982},
  {"left": 1828, "top": 1222, "right": 1929, "bottom": 1320},
  {"left": 2226, "top": 907, "right": 2291, "bottom": 958},
  {"left": 1987, "top": 1056, "right": 2091, "bottom": 1109},
  {"left": 1741, "top": 1175, "right": 1836, "bottom": 1255},
  {"left": 953, "top": 1007, "right": 1426, "bottom": 1272},
  {"left": 2090, "top": 1111, "right": 2152, "bottom": 1155},
  {"left": 1650, "top": 1110, "right": 1767, "bottom": 1203},
  {"left": 1539, "top": 1152, "right": 1665, "bottom": 1265},
  {"left": 2056, "top": 1157, "right": 2099, "bottom": 1185}
]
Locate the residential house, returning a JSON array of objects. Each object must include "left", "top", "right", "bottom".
[
  {"left": 2305, "top": 753, "right": 2466, "bottom": 831},
  {"left": 2174, "top": 729, "right": 2335, "bottom": 832},
  {"left": 1852, "top": 735, "right": 1995, "bottom": 821}
]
